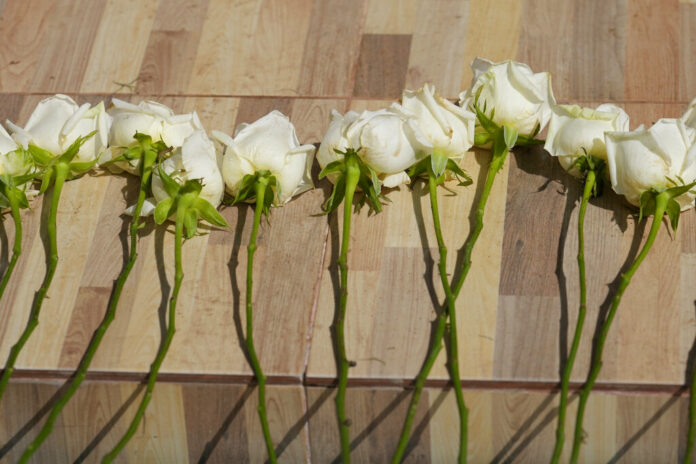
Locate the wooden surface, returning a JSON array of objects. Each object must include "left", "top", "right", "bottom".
[{"left": 0, "top": 0, "right": 695, "bottom": 461}]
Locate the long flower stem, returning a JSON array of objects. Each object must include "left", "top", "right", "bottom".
[
  {"left": 0, "top": 163, "right": 69, "bottom": 402},
  {"left": 429, "top": 170, "right": 467, "bottom": 463},
  {"left": 550, "top": 169, "right": 595, "bottom": 464},
  {"left": 244, "top": 177, "right": 277, "bottom": 463},
  {"left": 19, "top": 158, "right": 156, "bottom": 463},
  {"left": 392, "top": 140, "right": 508, "bottom": 463},
  {"left": 334, "top": 157, "right": 360, "bottom": 464},
  {"left": 0, "top": 193, "right": 23, "bottom": 303},
  {"left": 569, "top": 192, "right": 669, "bottom": 464},
  {"left": 102, "top": 197, "right": 188, "bottom": 464},
  {"left": 686, "top": 359, "right": 696, "bottom": 463}
]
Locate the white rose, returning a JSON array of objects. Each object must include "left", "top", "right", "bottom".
[
  {"left": 606, "top": 118, "right": 696, "bottom": 210},
  {"left": 212, "top": 110, "right": 315, "bottom": 204},
  {"left": 104, "top": 98, "right": 202, "bottom": 174},
  {"left": 317, "top": 107, "right": 421, "bottom": 189},
  {"left": 399, "top": 83, "right": 475, "bottom": 160},
  {"left": 545, "top": 103, "right": 629, "bottom": 176},
  {"left": 682, "top": 97, "right": 696, "bottom": 129},
  {"left": 0, "top": 124, "right": 30, "bottom": 177},
  {"left": 140, "top": 130, "right": 224, "bottom": 217},
  {"left": 459, "top": 57, "right": 555, "bottom": 138},
  {"left": 6, "top": 94, "right": 110, "bottom": 163}
]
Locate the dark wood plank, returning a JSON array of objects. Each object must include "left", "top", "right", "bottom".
[
  {"left": 297, "top": 0, "right": 367, "bottom": 97},
  {"left": 353, "top": 34, "right": 412, "bottom": 99}
]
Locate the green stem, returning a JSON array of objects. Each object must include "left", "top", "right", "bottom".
[
  {"left": 452, "top": 135, "right": 508, "bottom": 300},
  {"left": 102, "top": 195, "right": 189, "bottom": 464},
  {"left": 686, "top": 358, "right": 696, "bottom": 464},
  {"left": 550, "top": 169, "right": 595, "bottom": 464},
  {"left": 0, "top": 163, "right": 69, "bottom": 403},
  {"left": 19, "top": 156, "right": 156, "bottom": 463},
  {"left": 569, "top": 191, "right": 669, "bottom": 464},
  {"left": 391, "top": 317, "right": 446, "bottom": 463},
  {"left": 391, "top": 137, "right": 507, "bottom": 463},
  {"left": 429, "top": 169, "right": 467, "bottom": 464},
  {"left": 244, "top": 177, "right": 277, "bottom": 464},
  {"left": 334, "top": 156, "right": 360, "bottom": 464},
  {"left": 0, "top": 192, "right": 23, "bottom": 303}
]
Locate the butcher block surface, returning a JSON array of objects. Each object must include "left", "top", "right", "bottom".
[{"left": 0, "top": 0, "right": 695, "bottom": 462}]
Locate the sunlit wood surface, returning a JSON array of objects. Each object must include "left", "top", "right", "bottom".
[{"left": 0, "top": 0, "right": 695, "bottom": 461}]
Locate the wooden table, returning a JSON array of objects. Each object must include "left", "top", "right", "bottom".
[{"left": 0, "top": 0, "right": 694, "bottom": 462}]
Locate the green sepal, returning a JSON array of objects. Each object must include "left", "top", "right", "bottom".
[
  {"left": 407, "top": 157, "right": 428, "bottom": 179},
  {"left": 232, "top": 173, "right": 261, "bottom": 205},
  {"left": 666, "top": 198, "right": 681, "bottom": 232},
  {"left": 69, "top": 158, "right": 99, "bottom": 176},
  {"left": 0, "top": 176, "right": 29, "bottom": 210},
  {"left": 184, "top": 209, "right": 199, "bottom": 239},
  {"left": 516, "top": 133, "right": 545, "bottom": 147},
  {"left": 472, "top": 104, "right": 498, "bottom": 136},
  {"left": 12, "top": 172, "right": 38, "bottom": 188},
  {"left": 430, "top": 151, "right": 448, "bottom": 178},
  {"left": 38, "top": 169, "right": 54, "bottom": 195},
  {"left": 158, "top": 164, "right": 181, "bottom": 198},
  {"left": 664, "top": 179, "right": 696, "bottom": 200},
  {"left": 57, "top": 131, "right": 97, "bottom": 165},
  {"left": 446, "top": 159, "right": 473, "bottom": 186},
  {"left": 318, "top": 159, "right": 345, "bottom": 179},
  {"left": 321, "top": 173, "right": 346, "bottom": 214},
  {"left": 179, "top": 178, "right": 203, "bottom": 196},
  {"left": 474, "top": 132, "right": 491, "bottom": 146},
  {"left": 27, "top": 145, "right": 55, "bottom": 166},
  {"left": 321, "top": 148, "right": 385, "bottom": 215},
  {"left": 571, "top": 153, "right": 606, "bottom": 198},
  {"left": 154, "top": 197, "right": 174, "bottom": 225},
  {"left": 503, "top": 125, "right": 518, "bottom": 150},
  {"left": 193, "top": 197, "right": 228, "bottom": 228},
  {"left": 638, "top": 190, "right": 656, "bottom": 223}
]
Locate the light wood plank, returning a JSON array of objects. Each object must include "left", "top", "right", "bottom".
[{"left": 80, "top": 0, "right": 161, "bottom": 93}]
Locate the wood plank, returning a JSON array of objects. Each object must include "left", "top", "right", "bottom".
[
  {"left": 190, "top": 0, "right": 313, "bottom": 96},
  {"left": 363, "top": 0, "right": 418, "bottom": 35},
  {"left": 137, "top": 0, "right": 211, "bottom": 95},
  {"left": 405, "top": 0, "right": 470, "bottom": 98},
  {"left": 297, "top": 0, "right": 367, "bottom": 97},
  {"left": 517, "top": 0, "right": 626, "bottom": 101},
  {"left": 461, "top": 0, "right": 522, "bottom": 90},
  {"left": 625, "top": 0, "right": 680, "bottom": 101},
  {"left": 681, "top": 3, "right": 696, "bottom": 100},
  {"left": 27, "top": 0, "right": 107, "bottom": 93},
  {"left": 353, "top": 34, "right": 412, "bottom": 99},
  {"left": 0, "top": 0, "right": 57, "bottom": 92},
  {"left": 80, "top": 0, "right": 161, "bottom": 94}
]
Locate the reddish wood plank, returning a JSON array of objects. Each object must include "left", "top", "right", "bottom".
[
  {"left": 297, "top": 0, "right": 367, "bottom": 97},
  {"left": 353, "top": 34, "right": 412, "bottom": 99},
  {"left": 625, "top": 0, "right": 680, "bottom": 101}
]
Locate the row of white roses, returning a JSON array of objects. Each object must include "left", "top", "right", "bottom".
[
  {"left": 0, "top": 57, "right": 695, "bottom": 463},
  {"left": 1, "top": 58, "right": 694, "bottom": 215}
]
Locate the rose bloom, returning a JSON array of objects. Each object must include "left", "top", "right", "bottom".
[
  {"left": 545, "top": 103, "right": 629, "bottom": 176},
  {"left": 213, "top": 110, "right": 315, "bottom": 204},
  {"left": 398, "top": 83, "right": 475, "bottom": 160},
  {"left": 7, "top": 94, "right": 110, "bottom": 163},
  {"left": 459, "top": 57, "right": 555, "bottom": 138},
  {"left": 606, "top": 118, "right": 696, "bottom": 210},
  {"left": 318, "top": 106, "right": 423, "bottom": 188}
]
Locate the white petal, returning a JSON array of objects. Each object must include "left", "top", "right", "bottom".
[
  {"left": 23, "top": 94, "right": 79, "bottom": 155},
  {"left": 125, "top": 197, "right": 157, "bottom": 216},
  {"left": 382, "top": 171, "right": 410, "bottom": 188}
]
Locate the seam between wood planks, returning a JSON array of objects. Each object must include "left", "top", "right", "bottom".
[{"left": 7, "top": 369, "right": 694, "bottom": 396}]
